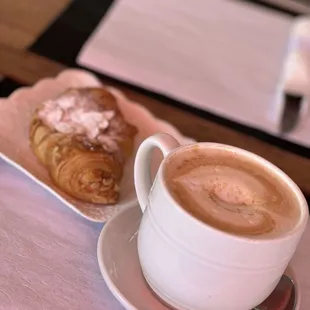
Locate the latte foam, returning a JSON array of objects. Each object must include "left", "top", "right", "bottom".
[{"left": 164, "top": 145, "right": 300, "bottom": 238}]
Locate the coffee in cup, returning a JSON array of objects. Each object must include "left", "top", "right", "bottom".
[{"left": 164, "top": 144, "right": 301, "bottom": 238}]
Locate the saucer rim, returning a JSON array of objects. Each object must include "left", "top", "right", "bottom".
[
  {"left": 97, "top": 204, "right": 301, "bottom": 310},
  {"left": 97, "top": 205, "right": 139, "bottom": 310}
]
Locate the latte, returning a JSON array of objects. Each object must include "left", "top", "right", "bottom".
[{"left": 164, "top": 145, "right": 300, "bottom": 238}]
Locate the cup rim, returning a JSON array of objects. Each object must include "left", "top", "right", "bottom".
[{"left": 161, "top": 142, "right": 308, "bottom": 243}]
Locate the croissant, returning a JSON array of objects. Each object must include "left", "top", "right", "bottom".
[{"left": 29, "top": 87, "right": 137, "bottom": 204}]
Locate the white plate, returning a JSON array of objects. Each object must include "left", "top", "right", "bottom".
[
  {"left": 0, "top": 69, "right": 194, "bottom": 222},
  {"left": 97, "top": 204, "right": 301, "bottom": 310}
]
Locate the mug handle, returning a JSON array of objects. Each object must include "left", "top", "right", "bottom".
[{"left": 134, "top": 133, "right": 180, "bottom": 212}]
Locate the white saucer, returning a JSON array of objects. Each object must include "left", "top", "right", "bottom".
[
  {"left": 0, "top": 69, "right": 194, "bottom": 222},
  {"left": 97, "top": 205, "right": 301, "bottom": 310}
]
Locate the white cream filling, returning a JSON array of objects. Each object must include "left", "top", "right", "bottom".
[{"left": 38, "top": 94, "right": 115, "bottom": 142}]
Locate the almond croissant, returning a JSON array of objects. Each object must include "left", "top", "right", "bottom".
[{"left": 29, "top": 87, "right": 137, "bottom": 204}]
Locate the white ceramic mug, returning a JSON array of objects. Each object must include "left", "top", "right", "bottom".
[{"left": 134, "top": 133, "right": 308, "bottom": 310}]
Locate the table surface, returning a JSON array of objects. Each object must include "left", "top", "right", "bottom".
[{"left": 0, "top": 1, "right": 309, "bottom": 310}]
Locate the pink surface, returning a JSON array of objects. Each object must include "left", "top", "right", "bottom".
[{"left": 0, "top": 159, "right": 124, "bottom": 310}]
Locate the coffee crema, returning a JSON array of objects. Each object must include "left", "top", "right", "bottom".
[{"left": 164, "top": 145, "right": 300, "bottom": 238}]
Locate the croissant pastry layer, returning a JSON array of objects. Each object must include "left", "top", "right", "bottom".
[{"left": 29, "top": 87, "right": 137, "bottom": 204}]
